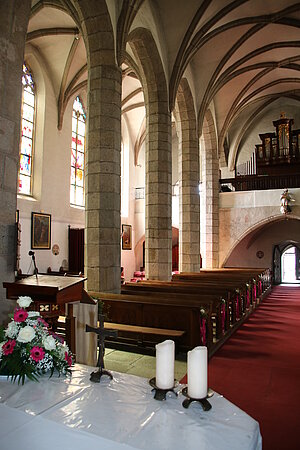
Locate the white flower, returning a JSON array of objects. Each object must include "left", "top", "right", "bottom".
[
  {"left": 17, "top": 296, "right": 33, "bottom": 308},
  {"left": 17, "top": 325, "right": 36, "bottom": 343},
  {"left": 0, "top": 341, "right": 4, "bottom": 358},
  {"left": 58, "top": 342, "right": 69, "bottom": 358},
  {"left": 5, "top": 321, "right": 19, "bottom": 338},
  {"left": 42, "top": 335, "right": 56, "bottom": 351},
  {"left": 37, "top": 353, "right": 53, "bottom": 372},
  {"left": 27, "top": 311, "right": 40, "bottom": 318}
]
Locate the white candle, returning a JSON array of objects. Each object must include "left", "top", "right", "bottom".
[
  {"left": 187, "top": 346, "right": 207, "bottom": 399},
  {"left": 155, "top": 339, "right": 175, "bottom": 389}
]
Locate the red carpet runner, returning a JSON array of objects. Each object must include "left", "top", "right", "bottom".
[{"left": 182, "top": 285, "right": 300, "bottom": 450}]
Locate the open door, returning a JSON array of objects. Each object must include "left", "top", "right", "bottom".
[{"left": 273, "top": 245, "right": 281, "bottom": 285}]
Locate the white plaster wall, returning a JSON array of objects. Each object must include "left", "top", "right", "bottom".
[
  {"left": 219, "top": 188, "right": 300, "bottom": 267},
  {"left": 121, "top": 125, "right": 137, "bottom": 281},
  {"left": 133, "top": 142, "right": 145, "bottom": 257},
  {"left": 225, "top": 218, "right": 300, "bottom": 269},
  {"left": 17, "top": 62, "right": 85, "bottom": 274}
]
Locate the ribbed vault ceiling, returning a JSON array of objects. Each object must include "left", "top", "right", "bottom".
[{"left": 26, "top": 0, "right": 300, "bottom": 170}]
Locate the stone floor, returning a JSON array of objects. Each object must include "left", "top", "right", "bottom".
[{"left": 103, "top": 347, "right": 187, "bottom": 381}]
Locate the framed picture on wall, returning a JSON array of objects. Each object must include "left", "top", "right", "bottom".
[
  {"left": 122, "top": 224, "right": 132, "bottom": 250},
  {"left": 31, "top": 212, "right": 51, "bottom": 249}
]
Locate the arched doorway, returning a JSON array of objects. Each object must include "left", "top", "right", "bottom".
[
  {"left": 273, "top": 242, "right": 300, "bottom": 284},
  {"left": 281, "top": 246, "right": 298, "bottom": 283}
]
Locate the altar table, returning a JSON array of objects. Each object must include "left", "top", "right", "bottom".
[{"left": 0, "top": 364, "right": 262, "bottom": 450}]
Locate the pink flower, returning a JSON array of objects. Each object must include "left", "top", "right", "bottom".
[
  {"left": 3, "top": 340, "right": 16, "bottom": 355},
  {"left": 65, "top": 352, "right": 72, "bottom": 366},
  {"left": 30, "top": 346, "right": 45, "bottom": 362},
  {"left": 14, "top": 308, "right": 28, "bottom": 323}
]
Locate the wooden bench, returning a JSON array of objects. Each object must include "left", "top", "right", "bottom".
[
  {"left": 103, "top": 322, "right": 185, "bottom": 352},
  {"left": 90, "top": 290, "right": 218, "bottom": 352},
  {"left": 90, "top": 268, "right": 271, "bottom": 356},
  {"left": 172, "top": 268, "right": 271, "bottom": 307},
  {"left": 122, "top": 281, "right": 236, "bottom": 329}
]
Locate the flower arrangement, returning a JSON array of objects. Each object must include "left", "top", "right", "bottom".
[{"left": 0, "top": 296, "right": 73, "bottom": 384}]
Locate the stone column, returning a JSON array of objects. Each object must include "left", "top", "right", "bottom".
[
  {"left": 0, "top": 0, "right": 31, "bottom": 322},
  {"left": 128, "top": 29, "right": 172, "bottom": 280},
  {"left": 85, "top": 64, "right": 122, "bottom": 293},
  {"left": 176, "top": 81, "right": 200, "bottom": 272},
  {"left": 200, "top": 113, "right": 219, "bottom": 268},
  {"left": 179, "top": 137, "right": 200, "bottom": 272},
  {"left": 145, "top": 108, "right": 172, "bottom": 280}
]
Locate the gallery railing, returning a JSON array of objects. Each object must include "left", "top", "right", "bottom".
[{"left": 220, "top": 173, "right": 300, "bottom": 192}]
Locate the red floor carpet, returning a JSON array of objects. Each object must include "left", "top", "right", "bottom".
[{"left": 183, "top": 285, "right": 300, "bottom": 450}]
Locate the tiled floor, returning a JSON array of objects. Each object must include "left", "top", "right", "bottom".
[{"left": 103, "top": 347, "right": 187, "bottom": 381}]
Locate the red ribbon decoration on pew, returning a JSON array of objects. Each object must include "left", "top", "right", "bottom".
[
  {"left": 199, "top": 317, "right": 207, "bottom": 346},
  {"left": 246, "top": 290, "right": 250, "bottom": 309}
]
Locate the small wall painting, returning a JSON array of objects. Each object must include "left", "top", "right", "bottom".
[
  {"left": 122, "top": 224, "right": 132, "bottom": 250},
  {"left": 31, "top": 212, "right": 51, "bottom": 249}
]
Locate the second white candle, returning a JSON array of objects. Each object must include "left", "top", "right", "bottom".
[
  {"left": 187, "top": 346, "right": 208, "bottom": 399},
  {"left": 155, "top": 339, "right": 175, "bottom": 389}
]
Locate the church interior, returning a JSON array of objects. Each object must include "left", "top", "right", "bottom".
[{"left": 0, "top": 1, "right": 300, "bottom": 450}]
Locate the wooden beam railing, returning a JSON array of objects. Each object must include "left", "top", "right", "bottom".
[{"left": 220, "top": 173, "right": 300, "bottom": 192}]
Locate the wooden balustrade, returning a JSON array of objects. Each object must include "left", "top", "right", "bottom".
[{"left": 220, "top": 173, "right": 300, "bottom": 192}]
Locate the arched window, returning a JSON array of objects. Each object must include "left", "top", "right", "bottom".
[
  {"left": 70, "top": 96, "right": 86, "bottom": 207},
  {"left": 19, "top": 63, "right": 35, "bottom": 195}
]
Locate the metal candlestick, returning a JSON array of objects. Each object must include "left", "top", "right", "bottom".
[
  {"left": 149, "top": 377, "right": 178, "bottom": 401},
  {"left": 89, "top": 367, "right": 113, "bottom": 383},
  {"left": 86, "top": 315, "right": 118, "bottom": 383},
  {"left": 181, "top": 387, "right": 214, "bottom": 411}
]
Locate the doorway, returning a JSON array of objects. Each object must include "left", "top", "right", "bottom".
[
  {"left": 281, "top": 246, "right": 297, "bottom": 283},
  {"left": 273, "top": 242, "right": 300, "bottom": 284}
]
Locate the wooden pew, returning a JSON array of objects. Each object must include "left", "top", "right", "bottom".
[
  {"left": 122, "top": 280, "right": 240, "bottom": 326},
  {"left": 89, "top": 268, "right": 271, "bottom": 356},
  {"left": 120, "top": 287, "right": 230, "bottom": 336},
  {"left": 172, "top": 267, "right": 271, "bottom": 306},
  {"left": 89, "top": 291, "right": 218, "bottom": 352}
]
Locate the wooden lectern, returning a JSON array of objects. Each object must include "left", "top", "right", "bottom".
[{"left": 3, "top": 274, "right": 88, "bottom": 356}]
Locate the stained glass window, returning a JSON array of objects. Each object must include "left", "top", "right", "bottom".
[
  {"left": 70, "top": 96, "right": 86, "bottom": 207},
  {"left": 19, "top": 63, "right": 35, "bottom": 195}
]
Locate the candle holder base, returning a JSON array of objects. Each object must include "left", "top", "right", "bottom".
[
  {"left": 90, "top": 367, "right": 113, "bottom": 383},
  {"left": 181, "top": 387, "right": 214, "bottom": 411},
  {"left": 149, "top": 377, "right": 178, "bottom": 401}
]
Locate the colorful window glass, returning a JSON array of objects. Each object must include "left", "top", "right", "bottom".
[
  {"left": 70, "top": 96, "right": 86, "bottom": 207},
  {"left": 19, "top": 63, "right": 35, "bottom": 195}
]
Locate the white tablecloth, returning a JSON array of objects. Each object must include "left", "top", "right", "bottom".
[{"left": 0, "top": 364, "right": 262, "bottom": 450}]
